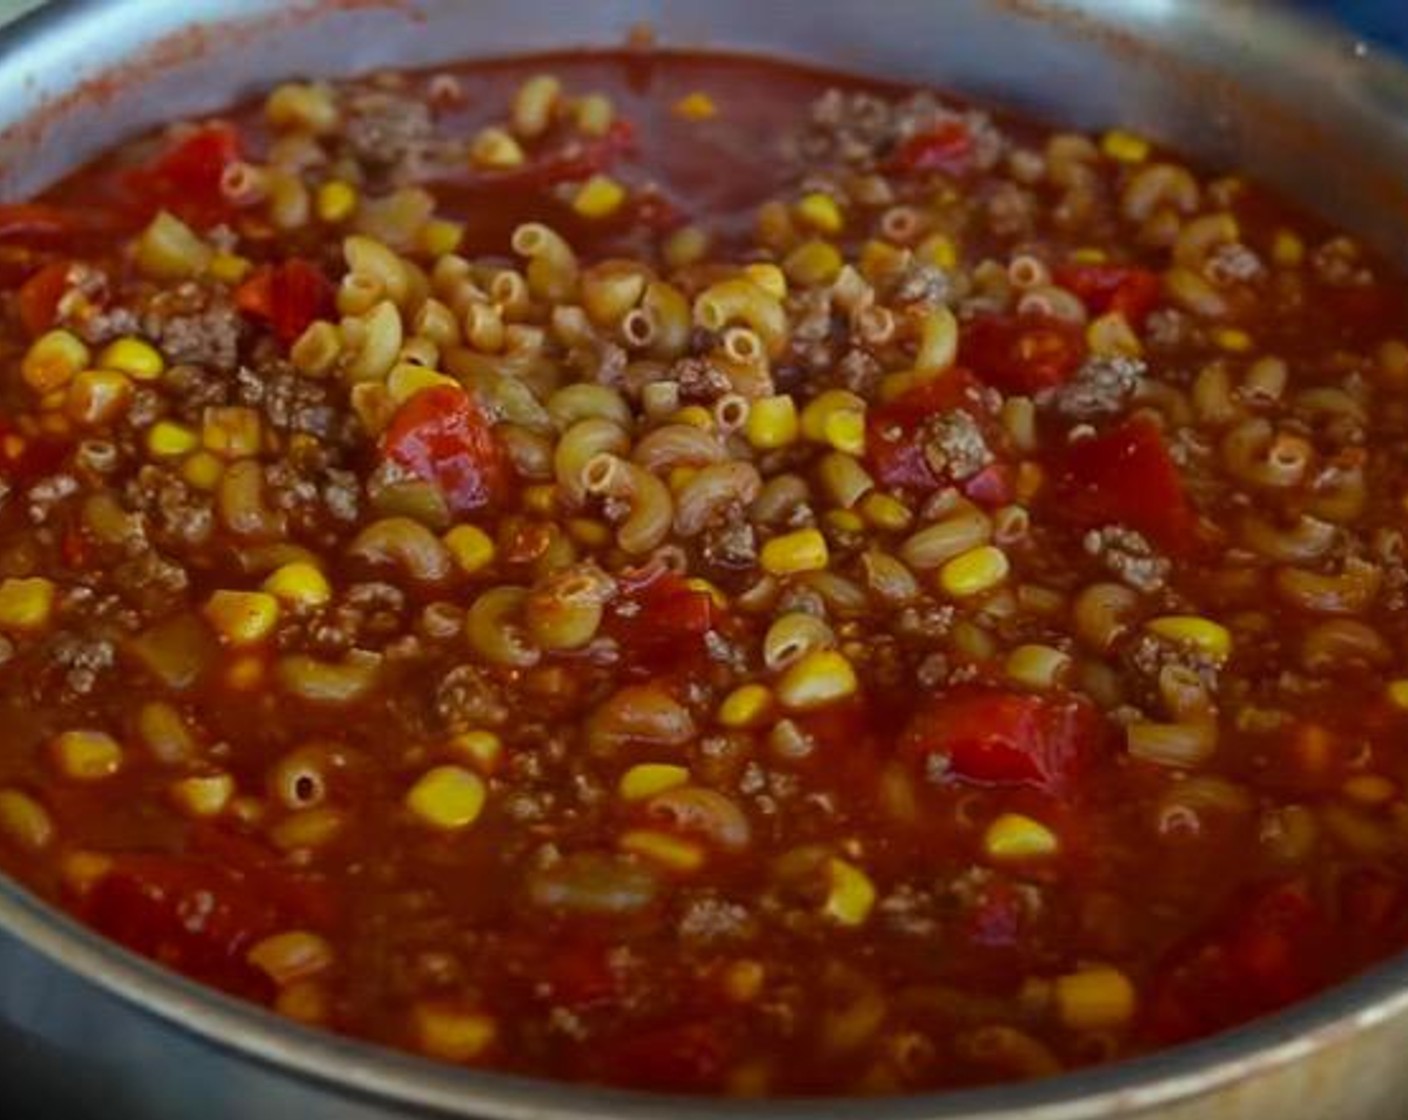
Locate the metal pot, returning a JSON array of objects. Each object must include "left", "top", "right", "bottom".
[{"left": 2, "top": 1, "right": 1408, "bottom": 1116}]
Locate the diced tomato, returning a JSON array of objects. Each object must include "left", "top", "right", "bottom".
[
  {"left": 490, "top": 118, "right": 637, "bottom": 190},
  {"left": 124, "top": 122, "right": 243, "bottom": 228},
  {"left": 865, "top": 368, "right": 993, "bottom": 493},
  {"left": 381, "top": 385, "right": 506, "bottom": 516},
  {"left": 959, "top": 313, "right": 1086, "bottom": 395},
  {"left": 900, "top": 687, "right": 1106, "bottom": 796},
  {"left": 608, "top": 568, "right": 717, "bottom": 665},
  {"left": 17, "top": 259, "right": 72, "bottom": 337},
  {"left": 0, "top": 203, "right": 86, "bottom": 244},
  {"left": 234, "top": 258, "right": 334, "bottom": 346},
  {"left": 599, "top": 1022, "right": 728, "bottom": 1092},
  {"left": 1147, "top": 881, "right": 1328, "bottom": 1044},
  {"left": 0, "top": 416, "right": 70, "bottom": 485},
  {"left": 887, "top": 120, "right": 974, "bottom": 176},
  {"left": 1053, "top": 263, "right": 1162, "bottom": 326},
  {"left": 541, "top": 942, "right": 619, "bottom": 1009},
  {"left": 1048, "top": 416, "right": 1195, "bottom": 555},
  {"left": 963, "top": 461, "right": 1015, "bottom": 507},
  {"left": 965, "top": 878, "right": 1025, "bottom": 949}
]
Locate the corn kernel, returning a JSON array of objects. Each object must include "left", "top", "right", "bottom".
[
  {"left": 444, "top": 524, "right": 496, "bottom": 575},
  {"left": 469, "top": 127, "right": 525, "bottom": 170},
  {"left": 97, "top": 337, "right": 164, "bottom": 381},
  {"left": 523, "top": 483, "right": 558, "bottom": 517},
  {"left": 204, "top": 590, "right": 281, "bottom": 646},
  {"left": 49, "top": 730, "right": 123, "bottom": 782},
  {"left": 619, "top": 763, "right": 690, "bottom": 801},
  {"left": 567, "top": 517, "right": 611, "bottom": 548},
  {"left": 1213, "top": 327, "right": 1253, "bottom": 353},
  {"left": 1343, "top": 773, "right": 1397, "bottom": 806},
  {"left": 201, "top": 405, "right": 263, "bottom": 458},
  {"left": 447, "top": 730, "right": 504, "bottom": 773},
  {"left": 208, "top": 251, "right": 252, "bottom": 284},
  {"left": 1086, "top": 312, "right": 1143, "bottom": 359},
  {"left": 262, "top": 561, "right": 332, "bottom": 608},
  {"left": 406, "top": 765, "right": 486, "bottom": 830},
  {"left": 718, "top": 683, "right": 774, "bottom": 730},
  {"left": 386, "top": 362, "right": 457, "bottom": 406},
  {"left": 0, "top": 788, "right": 54, "bottom": 852},
  {"left": 572, "top": 175, "right": 627, "bottom": 220},
  {"left": 760, "top": 528, "right": 829, "bottom": 576},
  {"left": 795, "top": 191, "right": 844, "bottom": 234},
  {"left": 315, "top": 179, "right": 358, "bottom": 224},
  {"left": 1054, "top": 966, "right": 1137, "bottom": 1030},
  {"left": 61, "top": 850, "right": 113, "bottom": 895},
  {"left": 22, "top": 329, "right": 90, "bottom": 393},
  {"left": 801, "top": 389, "right": 865, "bottom": 443},
  {"left": 419, "top": 218, "right": 464, "bottom": 257},
  {"left": 1272, "top": 228, "right": 1305, "bottom": 268},
  {"left": 917, "top": 232, "right": 959, "bottom": 271},
  {"left": 248, "top": 930, "right": 334, "bottom": 986},
  {"left": 663, "top": 225, "right": 709, "bottom": 269},
  {"left": 822, "top": 407, "right": 866, "bottom": 455},
  {"left": 825, "top": 509, "right": 865, "bottom": 535},
  {"left": 672, "top": 404, "right": 714, "bottom": 430},
  {"left": 1101, "top": 128, "right": 1150, "bottom": 163},
  {"left": 224, "top": 652, "right": 267, "bottom": 691},
  {"left": 723, "top": 959, "right": 765, "bottom": 1003},
  {"left": 275, "top": 979, "right": 329, "bottom": 1024},
  {"left": 776, "top": 650, "right": 859, "bottom": 711},
  {"left": 673, "top": 91, "right": 718, "bottom": 120},
  {"left": 0, "top": 576, "right": 56, "bottom": 633},
  {"left": 823, "top": 856, "right": 875, "bottom": 926},
  {"left": 939, "top": 545, "right": 1010, "bottom": 598},
  {"left": 180, "top": 450, "right": 224, "bottom": 490},
  {"left": 1146, "top": 615, "right": 1232, "bottom": 663},
  {"left": 619, "top": 828, "right": 706, "bottom": 873},
  {"left": 859, "top": 491, "right": 913, "bottom": 533},
  {"left": 984, "top": 812, "right": 1060, "bottom": 860},
  {"left": 170, "top": 773, "right": 235, "bottom": 818},
  {"left": 783, "top": 238, "right": 843, "bottom": 286},
  {"left": 744, "top": 395, "right": 799, "bottom": 450},
  {"left": 414, "top": 1003, "right": 497, "bottom": 1063},
  {"left": 742, "top": 263, "right": 787, "bottom": 300},
  {"left": 1386, "top": 680, "right": 1408, "bottom": 710},
  {"left": 66, "top": 370, "right": 134, "bottom": 426},
  {"left": 146, "top": 420, "right": 199, "bottom": 458}
]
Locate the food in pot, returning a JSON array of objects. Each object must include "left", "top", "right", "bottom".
[{"left": 0, "top": 48, "right": 1405, "bottom": 1095}]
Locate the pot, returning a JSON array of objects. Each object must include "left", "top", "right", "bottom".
[{"left": 2, "top": 2, "right": 1408, "bottom": 1117}]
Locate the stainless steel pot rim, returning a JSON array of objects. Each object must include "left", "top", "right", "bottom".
[{"left": 4, "top": 0, "right": 1408, "bottom": 1116}]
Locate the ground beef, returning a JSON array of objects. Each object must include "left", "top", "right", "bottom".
[
  {"left": 677, "top": 893, "right": 754, "bottom": 945},
  {"left": 1084, "top": 525, "right": 1170, "bottom": 592},
  {"left": 1206, "top": 242, "right": 1265, "bottom": 286},
  {"left": 163, "top": 363, "right": 232, "bottom": 416},
  {"left": 702, "top": 512, "right": 757, "bottom": 572},
  {"left": 124, "top": 467, "right": 213, "bottom": 547},
  {"left": 235, "top": 364, "right": 344, "bottom": 439},
  {"left": 110, "top": 549, "right": 189, "bottom": 615},
  {"left": 984, "top": 182, "right": 1038, "bottom": 240},
  {"left": 46, "top": 632, "right": 116, "bottom": 695},
  {"left": 26, "top": 474, "right": 78, "bottom": 524},
  {"left": 342, "top": 89, "right": 435, "bottom": 172},
  {"left": 892, "top": 264, "right": 953, "bottom": 309},
  {"left": 1145, "top": 309, "right": 1194, "bottom": 350},
  {"left": 143, "top": 286, "right": 243, "bottom": 372},
  {"left": 1127, "top": 632, "right": 1221, "bottom": 704},
  {"left": 837, "top": 347, "right": 881, "bottom": 395},
  {"left": 1045, "top": 355, "right": 1145, "bottom": 420},
  {"left": 1311, "top": 237, "right": 1373, "bottom": 288},
  {"left": 322, "top": 469, "right": 361, "bottom": 523},
  {"left": 671, "top": 356, "right": 731, "bottom": 402},
  {"left": 435, "top": 663, "right": 510, "bottom": 729},
  {"left": 920, "top": 410, "right": 991, "bottom": 481},
  {"left": 796, "top": 89, "right": 1005, "bottom": 172}
]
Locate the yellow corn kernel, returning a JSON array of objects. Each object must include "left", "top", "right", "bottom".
[
  {"left": 1086, "top": 312, "right": 1143, "bottom": 359},
  {"left": 1343, "top": 773, "right": 1397, "bottom": 806},
  {"left": 201, "top": 406, "right": 262, "bottom": 458},
  {"left": 823, "top": 857, "right": 875, "bottom": 926},
  {"left": 248, "top": 930, "right": 334, "bottom": 988},
  {"left": 204, "top": 590, "right": 281, "bottom": 646},
  {"left": 60, "top": 850, "right": 113, "bottom": 896},
  {"left": 1387, "top": 680, "right": 1408, "bottom": 711},
  {"left": 663, "top": 225, "right": 709, "bottom": 269},
  {"left": 667, "top": 465, "right": 699, "bottom": 494},
  {"left": 776, "top": 650, "right": 859, "bottom": 711},
  {"left": 742, "top": 262, "right": 787, "bottom": 300},
  {"left": 97, "top": 337, "right": 164, "bottom": 381},
  {"left": 469, "top": 126, "right": 525, "bottom": 170},
  {"left": 414, "top": 1003, "right": 498, "bottom": 1063},
  {"left": 822, "top": 407, "right": 866, "bottom": 455},
  {"left": 169, "top": 773, "right": 235, "bottom": 818},
  {"left": 718, "top": 683, "right": 774, "bottom": 730},
  {"left": 940, "top": 545, "right": 1010, "bottom": 598},
  {"left": 386, "top": 362, "right": 457, "bottom": 406},
  {"left": 859, "top": 492, "right": 913, "bottom": 533},
  {"left": 406, "top": 765, "right": 486, "bottom": 830},
  {"left": 262, "top": 561, "right": 332, "bottom": 609},
  {"left": 1054, "top": 966, "right": 1137, "bottom": 1030},
  {"left": 315, "top": 179, "right": 359, "bottom": 224},
  {"left": 1005, "top": 644, "right": 1072, "bottom": 691},
  {"left": 0, "top": 788, "right": 54, "bottom": 852},
  {"left": 574, "top": 92, "right": 614, "bottom": 137},
  {"left": 1101, "top": 128, "right": 1150, "bottom": 163},
  {"left": 572, "top": 175, "right": 627, "bottom": 220},
  {"left": 783, "top": 238, "right": 843, "bottom": 286},
  {"left": 224, "top": 652, "right": 267, "bottom": 692},
  {"left": 618, "top": 828, "right": 706, "bottom": 873},
  {"left": 567, "top": 517, "right": 611, "bottom": 548},
  {"left": 419, "top": 218, "right": 465, "bottom": 258},
  {"left": 275, "top": 979, "right": 329, "bottom": 1024},
  {"left": 618, "top": 763, "right": 690, "bottom": 801},
  {"left": 1213, "top": 327, "right": 1253, "bottom": 353},
  {"left": 1146, "top": 615, "right": 1232, "bottom": 663},
  {"left": 444, "top": 524, "right": 496, "bottom": 575},
  {"left": 67, "top": 370, "right": 134, "bottom": 426},
  {"left": 760, "top": 528, "right": 829, "bottom": 576},
  {"left": 673, "top": 91, "right": 718, "bottom": 121},
  {"left": 181, "top": 450, "right": 224, "bottom": 490},
  {"left": 723, "top": 959, "right": 765, "bottom": 1003},
  {"left": 795, "top": 191, "right": 844, "bottom": 234},
  {"left": 984, "top": 812, "right": 1060, "bottom": 861},
  {"left": 49, "top": 730, "right": 123, "bottom": 781},
  {"left": 448, "top": 729, "right": 504, "bottom": 773},
  {"left": 672, "top": 404, "right": 714, "bottom": 430},
  {"left": 825, "top": 509, "right": 864, "bottom": 535},
  {"left": 801, "top": 389, "right": 865, "bottom": 443},
  {"left": 1070, "top": 247, "right": 1108, "bottom": 265},
  {"left": 0, "top": 576, "right": 56, "bottom": 633},
  {"left": 1272, "top": 228, "right": 1305, "bottom": 268},
  {"left": 917, "top": 232, "right": 959, "bottom": 271},
  {"left": 523, "top": 483, "right": 558, "bottom": 517},
  {"left": 744, "top": 395, "right": 799, "bottom": 450},
  {"left": 208, "top": 251, "right": 252, "bottom": 284},
  {"left": 146, "top": 420, "right": 198, "bottom": 458},
  {"left": 22, "top": 329, "right": 90, "bottom": 393}
]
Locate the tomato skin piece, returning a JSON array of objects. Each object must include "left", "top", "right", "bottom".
[
  {"left": 887, "top": 120, "right": 974, "bottom": 176},
  {"left": 607, "top": 569, "right": 717, "bottom": 667},
  {"left": 381, "top": 385, "right": 506, "bottom": 516},
  {"left": 1049, "top": 416, "right": 1195, "bottom": 555},
  {"left": 0, "top": 203, "right": 86, "bottom": 244},
  {"left": 17, "top": 260, "right": 72, "bottom": 337},
  {"left": 1053, "top": 263, "right": 1162, "bottom": 326},
  {"left": 866, "top": 369, "right": 995, "bottom": 494},
  {"left": 124, "top": 122, "right": 243, "bottom": 228},
  {"left": 234, "top": 259, "right": 334, "bottom": 346},
  {"left": 900, "top": 687, "right": 1105, "bottom": 796},
  {"left": 960, "top": 314, "right": 1086, "bottom": 395}
]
